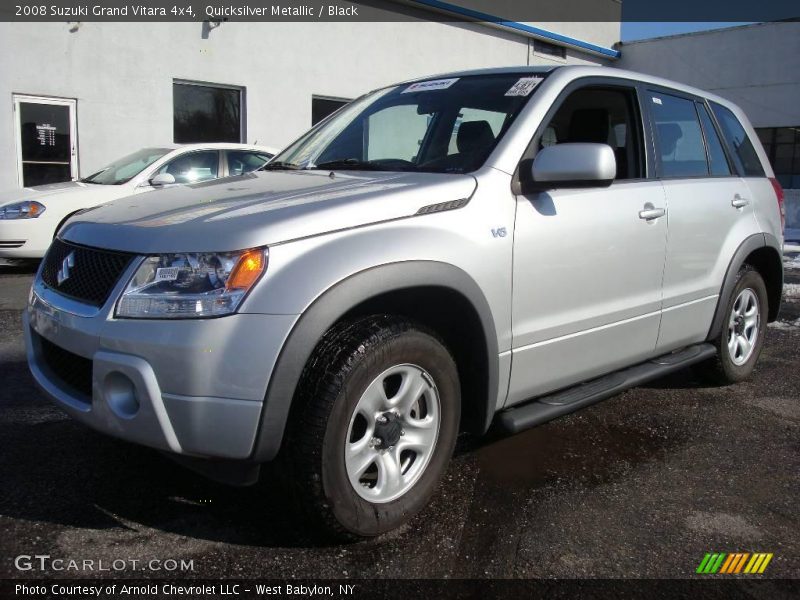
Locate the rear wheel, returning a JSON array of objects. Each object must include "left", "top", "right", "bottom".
[
  {"left": 700, "top": 265, "right": 768, "bottom": 384},
  {"left": 283, "top": 315, "right": 460, "bottom": 539}
]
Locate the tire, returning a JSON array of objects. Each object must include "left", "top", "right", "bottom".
[
  {"left": 699, "top": 265, "right": 768, "bottom": 384},
  {"left": 283, "top": 315, "right": 460, "bottom": 540}
]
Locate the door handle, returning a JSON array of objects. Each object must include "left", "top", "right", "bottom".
[
  {"left": 639, "top": 205, "right": 666, "bottom": 220},
  {"left": 732, "top": 194, "right": 750, "bottom": 208}
]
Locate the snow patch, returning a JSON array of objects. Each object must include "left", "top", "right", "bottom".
[
  {"left": 784, "top": 283, "right": 800, "bottom": 299},
  {"left": 785, "top": 254, "right": 800, "bottom": 270},
  {"left": 768, "top": 318, "right": 800, "bottom": 331}
]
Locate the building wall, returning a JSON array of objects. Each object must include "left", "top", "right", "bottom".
[
  {"left": 0, "top": 20, "right": 613, "bottom": 190},
  {"left": 616, "top": 22, "right": 800, "bottom": 129}
]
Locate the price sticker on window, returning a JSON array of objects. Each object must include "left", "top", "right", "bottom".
[{"left": 505, "top": 77, "right": 543, "bottom": 97}]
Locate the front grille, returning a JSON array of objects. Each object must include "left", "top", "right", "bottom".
[
  {"left": 39, "top": 335, "right": 93, "bottom": 399},
  {"left": 41, "top": 239, "right": 134, "bottom": 306},
  {"left": 0, "top": 240, "right": 25, "bottom": 248}
]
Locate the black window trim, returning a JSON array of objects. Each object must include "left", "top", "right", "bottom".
[
  {"left": 643, "top": 85, "right": 743, "bottom": 182},
  {"left": 512, "top": 75, "right": 653, "bottom": 196},
  {"left": 695, "top": 99, "right": 737, "bottom": 177}
]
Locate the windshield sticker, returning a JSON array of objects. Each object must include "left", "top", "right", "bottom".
[
  {"left": 505, "top": 77, "right": 543, "bottom": 97},
  {"left": 652, "top": 97, "right": 663, "bottom": 105},
  {"left": 402, "top": 78, "right": 459, "bottom": 94},
  {"left": 155, "top": 267, "right": 180, "bottom": 282}
]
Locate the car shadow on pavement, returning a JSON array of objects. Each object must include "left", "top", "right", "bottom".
[
  {"left": 0, "top": 259, "right": 40, "bottom": 274},
  {"left": 0, "top": 360, "right": 331, "bottom": 550}
]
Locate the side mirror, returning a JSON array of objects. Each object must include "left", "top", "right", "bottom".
[
  {"left": 527, "top": 143, "right": 616, "bottom": 191},
  {"left": 149, "top": 172, "right": 176, "bottom": 186}
]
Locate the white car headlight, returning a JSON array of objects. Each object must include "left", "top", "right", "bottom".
[
  {"left": 116, "top": 248, "right": 268, "bottom": 319},
  {"left": 0, "top": 201, "right": 46, "bottom": 219}
]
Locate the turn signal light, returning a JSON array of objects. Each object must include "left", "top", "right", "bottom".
[{"left": 227, "top": 249, "right": 266, "bottom": 290}]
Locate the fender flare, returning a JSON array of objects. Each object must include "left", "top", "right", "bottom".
[
  {"left": 706, "top": 232, "right": 783, "bottom": 341},
  {"left": 249, "top": 260, "right": 500, "bottom": 462}
]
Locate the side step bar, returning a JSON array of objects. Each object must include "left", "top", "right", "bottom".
[{"left": 496, "top": 343, "right": 717, "bottom": 434}]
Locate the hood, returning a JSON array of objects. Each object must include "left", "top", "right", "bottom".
[
  {"left": 60, "top": 170, "right": 477, "bottom": 253},
  {"left": 0, "top": 180, "right": 129, "bottom": 206}
]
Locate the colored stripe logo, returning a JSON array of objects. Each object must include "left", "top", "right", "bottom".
[{"left": 696, "top": 552, "right": 773, "bottom": 574}]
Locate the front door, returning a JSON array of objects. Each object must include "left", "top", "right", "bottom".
[
  {"left": 14, "top": 95, "right": 78, "bottom": 188},
  {"left": 507, "top": 82, "right": 668, "bottom": 405}
]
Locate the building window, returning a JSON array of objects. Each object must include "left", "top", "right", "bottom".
[
  {"left": 533, "top": 39, "right": 567, "bottom": 60},
  {"left": 756, "top": 127, "right": 800, "bottom": 189},
  {"left": 173, "top": 81, "right": 243, "bottom": 144},
  {"left": 312, "top": 96, "right": 350, "bottom": 126}
]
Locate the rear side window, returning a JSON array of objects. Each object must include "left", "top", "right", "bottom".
[
  {"left": 650, "top": 93, "right": 708, "bottom": 177},
  {"left": 697, "top": 103, "right": 732, "bottom": 176},
  {"left": 710, "top": 102, "right": 765, "bottom": 177},
  {"left": 227, "top": 150, "right": 271, "bottom": 176}
]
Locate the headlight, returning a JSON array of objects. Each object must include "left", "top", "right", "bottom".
[
  {"left": 116, "top": 248, "right": 268, "bottom": 319},
  {"left": 0, "top": 201, "right": 46, "bottom": 219}
]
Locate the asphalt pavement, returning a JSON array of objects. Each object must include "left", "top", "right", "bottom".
[{"left": 1, "top": 256, "right": 798, "bottom": 580}]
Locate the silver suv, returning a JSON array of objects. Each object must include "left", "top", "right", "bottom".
[{"left": 25, "top": 66, "right": 785, "bottom": 539}]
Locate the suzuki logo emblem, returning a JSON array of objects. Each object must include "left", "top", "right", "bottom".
[{"left": 57, "top": 252, "right": 75, "bottom": 285}]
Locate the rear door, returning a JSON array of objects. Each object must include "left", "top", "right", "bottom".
[
  {"left": 508, "top": 80, "right": 668, "bottom": 404},
  {"left": 647, "top": 89, "right": 761, "bottom": 351}
]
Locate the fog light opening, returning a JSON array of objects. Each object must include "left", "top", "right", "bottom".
[{"left": 104, "top": 371, "right": 139, "bottom": 419}]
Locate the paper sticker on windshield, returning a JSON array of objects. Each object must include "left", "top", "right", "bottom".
[
  {"left": 155, "top": 267, "right": 180, "bottom": 282},
  {"left": 652, "top": 97, "right": 663, "bottom": 105},
  {"left": 402, "top": 78, "right": 459, "bottom": 93},
  {"left": 505, "top": 77, "right": 542, "bottom": 97}
]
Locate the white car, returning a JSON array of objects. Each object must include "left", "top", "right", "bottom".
[{"left": 0, "top": 143, "right": 276, "bottom": 259}]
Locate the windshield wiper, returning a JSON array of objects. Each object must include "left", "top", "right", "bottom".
[
  {"left": 260, "top": 161, "right": 301, "bottom": 171},
  {"left": 309, "top": 159, "right": 384, "bottom": 171}
]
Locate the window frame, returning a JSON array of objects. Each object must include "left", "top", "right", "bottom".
[
  {"left": 695, "top": 100, "right": 737, "bottom": 177},
  {"left": 512, "top": 76, "right": 653, "bottom": 195},
  {"left": 172, "top": 79, "right": 246, "bottom": 144}
]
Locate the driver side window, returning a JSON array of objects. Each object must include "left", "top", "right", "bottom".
[
  {"left": 538, "top": 86, "right": 644, "bottom": 180},
  {"left": 156, "top": 150, "right": 220, "bottom": 184}
]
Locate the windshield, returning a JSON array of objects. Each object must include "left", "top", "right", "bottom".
[
  {"left": 82, "top": 147, "right": 172, "bottom": 185},
  {"left": 270, "top": 73, "right": 544, "bottom": 174}
]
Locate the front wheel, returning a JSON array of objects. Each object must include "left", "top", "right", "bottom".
[
  {"left": 284, "top": 316, "right": 460, "bottom": 539},
  {"left": 700, "top": 265, "right": 768, "bottom": 384}
]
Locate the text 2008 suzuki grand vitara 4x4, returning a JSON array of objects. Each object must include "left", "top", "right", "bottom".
[{"left": 26, "top": 66, "right": 785, "bottom": 538}]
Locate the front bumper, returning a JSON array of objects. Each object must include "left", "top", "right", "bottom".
[
  {"left": 25, "top": 276, "right": 298, "bottom": 460},
  {"left": 0, "top": 218, "right": 54, "bottom": 258}
]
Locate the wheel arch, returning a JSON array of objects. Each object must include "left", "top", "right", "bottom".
[
  {"left": 249, "top": 261, "right": 500, "bottom": 463},
  {"left": 54, "top": 210, "right": 84, "bottom": 239},
  {"left": 707, "top": 233, "right": 783, "bottom": 341}
]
